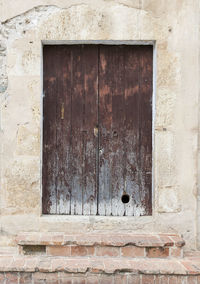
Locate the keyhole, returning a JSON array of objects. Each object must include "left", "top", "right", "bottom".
[{"left": 121, "top": 194, "right": 130, "bottom": 204}]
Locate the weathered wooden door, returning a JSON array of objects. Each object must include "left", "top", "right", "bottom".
[{"left": 42, "top": 45, "right": 152, "bottom": 216}]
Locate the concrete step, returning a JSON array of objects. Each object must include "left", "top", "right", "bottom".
[{"left": 16, "top": 232, "right": 185, "bottom": 259}]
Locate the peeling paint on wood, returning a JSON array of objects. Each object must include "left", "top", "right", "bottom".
[{"left": 42, "top": 45, "right": 152, "bottom": 216}]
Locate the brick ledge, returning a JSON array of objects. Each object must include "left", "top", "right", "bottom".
[
  {"left": 0, "top": 255, "right": 200, "bottom": 275},
  {"left": 16, "top": 233, "right": 185, "bottom": 247}
]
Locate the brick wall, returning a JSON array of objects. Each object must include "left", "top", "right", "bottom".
[{"left": 0, "top": 272, "right": 199, "bottom": 284}]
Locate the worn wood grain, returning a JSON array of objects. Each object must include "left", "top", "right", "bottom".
[
  {"left": 98, "top": 45, "right": 152, "bottom": 216},
  {"left": 43, "top": 44, "right": 152, "bottom": 216},
  {"left": 43, "top": 45, "right": 98, "bottom": 215},
  {"left": 138, "top": 46, "right": 153, "bottom": 215},
  {"left": 56, "top": 46, "right": 71, "bottom": 214},
  {"left": 42, "top": 45, "right": 58, "bottom": 214}
]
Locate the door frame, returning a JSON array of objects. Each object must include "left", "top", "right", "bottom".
[{"left": 40, "top": 40, "right": 156, "bottom": 216}]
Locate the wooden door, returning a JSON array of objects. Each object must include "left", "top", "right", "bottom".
[{"left": 42, "top": 44, "right": 152, "bottom": 216}]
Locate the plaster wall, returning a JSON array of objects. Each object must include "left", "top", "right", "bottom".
[{"left": 0, "top": 0, "right": 199, "bottom": 250}]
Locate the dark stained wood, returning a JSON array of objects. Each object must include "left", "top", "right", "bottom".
[
  {"left": 138, "top": 46, "right": 153, "bottom": 215},
  {"left": 98, "top": 45, "right": 125, "bottom": 215},
  {"left": 56, "top": 46, "right": 71, "bottom": 214},
  {"left": 81, "top": 46, "right": 98, "bottom": 215},
  {"left": 98, "top": 45, "right": 152, "bottom": 216},
  {"left": 42, "top": 45, "right": 58, "bottom": 214},
  {"left": 42, "top": 45, "right": 98, "bottom": 215},
  {"left": 43, "top": 44, "right": 152, "bottom": 216},
  {"left": 70, "top": 45, "right": 98, "bottom": 215}
]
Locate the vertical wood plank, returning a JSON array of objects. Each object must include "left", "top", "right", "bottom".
[
  {"left": 82, "top": 45, "right": 98, "bottom": 215},
  {"left": 109, "top": 46, "right": 126, "bottom": 216},
  {"left": 70, "top": 45, "right": 98, "bottom": 215},
  {"left": 98, "top": 46, "right": 112, "bottom": 215},
  {"left": 70, "top": 45, "right": 84, "bottom": 215},
  {"left": 42, "top": 45, "right": 58, "bottom": 214},
  {"left": 98, "top": 45, "right": 152, "bottom": 216},
  {"left": 123, "top": 46, "right": 141, "bottom": 216},
  {"left": 56, "top": 46, "right": 72, "bottom": 214},
  {"left": 99, "top": 45, "right": 125, "bottom": 216},
  {"left": 138, "top": 46, "right": 153, "bottom": 215}
]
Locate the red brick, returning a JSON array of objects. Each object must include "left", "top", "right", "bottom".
[
  {"left": 19, "top": 272, "right": 32, "bottom": 283},
  {"left": 33, "top": 272, "right": 58, "bottom": 281},
  {"left": 114, "top": 274, "right": 127, "bottom": 284},
  {"left": 5, "top": 272, "right": 19, "bottom": 282},
  {"left": 99, "top": 274, "right": 114, "bottom": 284},
  {"left": 127, "top": 274, "right": 140, "bottom": 284},
  {"left": 177, "top": 276, "right": 187, "bottom": 284},
  {"left": 159, "top": 275, "right": 170, "bottom": 283},
  {"left": 121, "top": 246, "right": 145, "bottom": 257},
  {"left": 0, "top": 273, "right": 4, "bottom": 281},
  {"left": 86, "top": 275, "right": 99, "bottom": 284},
  {"left": 96, "top": 246, "right": 119, "bottom": 257},
  {"left": 169, "top": 275, "right": 178, "bottom": 284},
  {"left": 60, "top": 280, "right": 73, "bottom": 284},
  {"left": 71, "top": 246, "right": 94, "bottom": 256},
  {"left": 170, "top": 247, "right": 182, "bottom": 258},
  {"left": 46, "top": 245, "right": 71, "bottom": 256},
  {"left": 146, "top": 247, "right": 169, "bottom": 258},
  {"left": 46, "top": 281, "right": 59, "bottom": 284},
  {"left": 187, "top": 276, "right": 197, "bottom": 284},
  {"left": 58, "top": 272, "right": 74, "bottom": 284},
  {"left": 73, "top": 277, "right": 86, "bottom": 284},
  {"left": 142, "top": 275, "right": 155, "bottom": 284}
]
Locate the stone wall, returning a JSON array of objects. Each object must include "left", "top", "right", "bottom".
[{"left": 0, "top": 0, "right": 199, "bottom": 250}]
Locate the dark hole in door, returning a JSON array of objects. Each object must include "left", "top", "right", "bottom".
[{"left": 121, "top": 194, "right": 130, "bottom": 204}]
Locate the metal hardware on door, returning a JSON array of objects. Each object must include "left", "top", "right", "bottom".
[
  {"left": 94, "top": 126, "right": 98, "bottom": 137},
  {"left": 61, "top": 103, "right": 64, "bottom": 120},
  {"left": 113, "top": 130, "right": 118, "bottom": 137}
]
